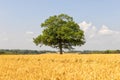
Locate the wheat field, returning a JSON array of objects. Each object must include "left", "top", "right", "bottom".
[{"left": 0, "top": 53, "right": 120, "bottom": 80}]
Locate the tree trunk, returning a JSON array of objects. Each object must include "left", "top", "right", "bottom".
[{"left": 59, "top": 41, "right": 63, "bottom": 54}]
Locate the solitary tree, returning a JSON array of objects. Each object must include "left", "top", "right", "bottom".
[{"left": 33, "top": 14, "right": 85, "bottom": 54}]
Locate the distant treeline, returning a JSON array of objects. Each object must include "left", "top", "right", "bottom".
[
  {"left": 0, "top": 49, "right": 56, "bottom": 55},
  {"left": 68, "top": 50, "right": 120, "bottom": 54},
  {"left": 0, "top": 49, "right": 120, "bottom": 55}
]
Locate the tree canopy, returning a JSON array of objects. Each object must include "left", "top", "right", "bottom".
[{"left": 33, "top": 14, "right": 85, "bottom": 54}]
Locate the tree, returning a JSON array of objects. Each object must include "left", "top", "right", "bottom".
[{"left": 33, "top": 14, "right": 85, "bottom": 54}]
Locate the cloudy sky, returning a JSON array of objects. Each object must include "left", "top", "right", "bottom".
[{"left": 0, "top": 0, "right": 120, "bottom": 50}]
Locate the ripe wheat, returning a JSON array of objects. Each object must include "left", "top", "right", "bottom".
[{"left": 0, "top": 54, "right": 120, "bottom": 80}]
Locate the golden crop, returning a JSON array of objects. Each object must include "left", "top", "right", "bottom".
[{"left": 0, "top": 53, "right": 120, "bottom": 80}]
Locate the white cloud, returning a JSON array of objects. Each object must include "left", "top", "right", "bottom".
[
  {"left": 79, "top": 21, "right": 92, "bottom": 32},
  {"left": 79, "top": 21, "right": 97, "bottom": 38},
  {"left": 78, "top": 21, "right": 120, "bottom": 50},
  {"left": 98, "top": 25, "right": 119, "bottom": 35}
]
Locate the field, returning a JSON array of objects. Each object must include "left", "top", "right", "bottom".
[{"left": 0, "top": 53, "right": 120, "bottom": 80}]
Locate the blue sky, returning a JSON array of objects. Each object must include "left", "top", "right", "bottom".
[{"left": 0, "top": 0, "right": 120, "bottom": 50}]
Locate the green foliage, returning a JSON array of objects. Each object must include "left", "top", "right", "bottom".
[{"left": 33, "top": 14, "right": 85, "bottom": 54}]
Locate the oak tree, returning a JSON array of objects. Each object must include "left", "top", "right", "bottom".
[{"left": 33, "top": 14, "right": 85, "bottom": 54}]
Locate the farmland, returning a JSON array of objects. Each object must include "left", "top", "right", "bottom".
[{"left": 0, "top": 54, "right": 120, "bottom": 80}]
